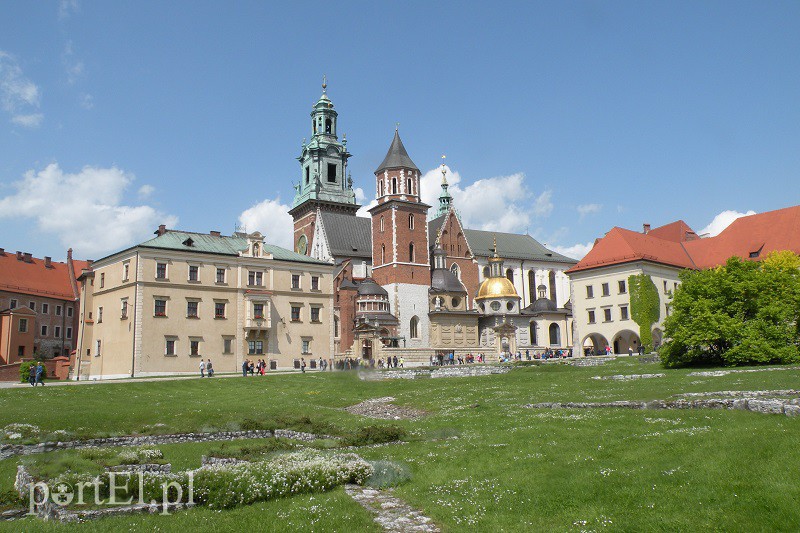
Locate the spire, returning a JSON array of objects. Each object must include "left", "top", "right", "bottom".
[
  {"left": 436, "top": 154, "right": 453, "bottom": 217},
  {"left": 375, "top": 129, "right": 419, "bottom": 174},
  {"left": 322, "top": 74, "right": 327, "bottom": 94}
]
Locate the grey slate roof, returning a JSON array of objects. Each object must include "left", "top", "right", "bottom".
[
  {"left": 463, "top": 229, "right": 576, "bottom": 264},
  {"left": 137, "top": 230, "right": 328, "bottom": 265},
  {"left": 375, "top": 131, "right": 419, "bottom": 173},
  {"left": 430, "top": 268, "right": 466, "bottom": 293},
  {"left": 319, "top": 212, "right": 372, "bottom": 259}
]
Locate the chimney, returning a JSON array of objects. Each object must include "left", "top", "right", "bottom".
[
  {"left": 0, "top": 248, "right": 4, "bottom": 255},
  {"left": 45, "top": 256, "right": 52, "bottom": 268},
  {"left": 685, "top": 230, "right": 697, "bottom": 241},
  {"left": 643, "top": 223, "right": 651, "bottom": 234},
  {"left": 23, "top": 253, "right": 33, "bottom": 263},
  {"left": 210, "top": 230, "right": 221, "bottom": 237},
  {"left": 67, "top": 248, "right": 73, "bottom": 262},
  {"left": 86, "top": 259, "right": 94, "bottom": 268},
  {"left": 155, "top": 224, "right": 167, "bottom": 236},
  {"left": 16, "top": 251, "right": 23, "bottom": 261}
]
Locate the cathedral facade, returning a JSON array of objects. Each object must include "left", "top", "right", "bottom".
[{"left": 291, "top": 84, "right": 576, "bottom": 362}]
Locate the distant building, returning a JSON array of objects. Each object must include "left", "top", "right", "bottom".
[
  {"left": 0, "top": 248, "right": 85, "bottom": 363},
  {"left": 568, "top": 205, "right": 800, "bottom": 355},
  {"left": 74, "top": 227, "right": 334, "bottom": 379}
]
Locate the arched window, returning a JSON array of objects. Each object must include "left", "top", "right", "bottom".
[
  {"left": 483, "top": 266, "right": 490, "bottom": 278},
  {"left": 312, "top": 119, "right": 316, "bottom": 133},
  {"left": 450, "top": 263, "right": 460, "bottom": 279},
  {"left": 530, "top": 322, "right": 538, "bottom": 345},
  {"left": 506, "top": 269, "right": 514, "bottom": 283},
  {"left": 379, "top": 181, "right": 384, "bottom": 197},
  {"left": 252, "top": 243, "right": 260, "bottom": 257},
  {"left": 409, "top": 214, "right": 414, "bottom": 230},
  {"left": 410, "top": 316, "right": 419, "bottom": 338},
  {"left": 549, "top": 271, "right": 557, "bottom": 304},
  {"left": 380, "top": 216, "right": 384, "bottom": 232},
  {"left": 549, "top": 323, "right": 561, "bottom": 346},
  {"left": 409, "top": 242, "right": 415, "bottom": 262},
  {"left": 325, "top": 118, "right": 332, "bottom": 134},
  {"left": 334, "top": 316, "right": 340, "bottom": 338},
  {"left": 392, "top": 178, "right": 397, "bottom": 194},
  {"left": 407, "top": 178, "right": 412, "bottom": 193},
  {"left": 381, "top": 244, "right": 386, "bottom": 264}
]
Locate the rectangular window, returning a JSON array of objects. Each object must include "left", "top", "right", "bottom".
[
  {"left": 586, "top": 286, "right": 593, "bottom": 299},
  {"left": 620, "top": 306, "right": 629, "bottom": 320},
  {"left": 223, "top": 338, "right": 233, "bottom": 354},
  {"left": 291, "top": 274, "right": 301, "bottom": 289},
  {"left": 188, "top": 265, "right": 199, "bottom": 281},
  {"left": 618, "top": 280, "right": 626, "bottom": 294},
  {"left": 96, "top": 340, "right": 101, "bottom": 356},
  {"left": 248, "top": 271, "right": 263, "bottom": 286},
  {"left": 18, "top": 346, "right": 24, "bottom": 358},
  {"left": 41, "top": 325, "right": 48, "bottom": 336},
  {"left": 663, "top": 280, "right": 668, "bottom": 293},
  {"left": 588, "top": 310, "right": 596, "bottom": 324},
  {"left": 123, "top": 263, "right": 130, "bottom": 281},
  {"left": 603, "top": 308, "right": 612, "bottom": 322},
  {"left": 165, "top": 339, "right": 176, "bottom": 356},
  {"left": 253, "top": 303, "right": 264, "bottom": 319},
  {"left": 54, "top": 326, "right": 61, "bottom": 338},
  {"left": 310, "top": 307, "right": 320, "bottom": 322},
  {"left": 97, "top": 307, "right": 103, "bottom": 323},
  {"left": 601, "top": 283, "right": 610, "bottom": 296},
  {"left": 156, "top": 262, "right": 167, "bottom": 279},
  {"left": 311, "top": 276, "right": 319, "bottom": 291},
  {"left": 42, "top": 303, "right": 49, "bottom": 314},
  {"left": 327, "top": 163, "right": 337, "bottom": 183},
  {"left": 100, "top": 273, "right": 105, "bottom": 288},
  {"left": 66, "top": 306, "right": 72, "bottom": 317},
  {"left": 248, "top": 340, "right": 264, "bottom": 355},
  {"left": 29, "top": 301, "right": 36, "bottom": 311},
  {"left": 121, "top": 299, "right": 128, "bottom": 319},
  {"left": 190, "top": 340, "right": 200, "bottom": 356},
  {"left": 215, "top": 302, "right": 226, "bottom": 318},
  {"left": 216, "top": 268, "right": 226, "bottom": 283},
  {"left": 66, "top": 327, "right": 72, "bottom": 339},
  {"left": 9, "top": 299, "right": 17, "bottom": 309},
  {"left": 302, "top": 340, "right": 310, "bottom": 354},
  {"left": 154, "top": 299, "right": 167, "bottom": 317},
  {"left": 291, "top": 306, "right": 301, "bottom": 321},
  {"left": 187, "top": 301, "right": 199, "bottom": 318},
  {"left": 666, "top": 303, "right": 671, "bottom": 317}
]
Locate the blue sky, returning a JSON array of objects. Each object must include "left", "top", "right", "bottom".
[{"left": 1, "top": 1, "right": 799, "bottom": 260}]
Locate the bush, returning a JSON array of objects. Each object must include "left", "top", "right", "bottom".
[
  {"left": 240, "top": 418, "right": 269, "bottom": 431},
  {"left": 19, "top": 361, "right": 45, "bottom": 383},
  {"left": 343, "top": 425, "right": 406, "bottom": 447},
  {"left": 364, "top": 460, "right": 411, "bottom": 489}
]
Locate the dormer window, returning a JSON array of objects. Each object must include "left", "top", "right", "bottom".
[
  {"left": 182, "top": 238, "right": 194, "bottom": 247},
  {"left": 252, "top": 243, "right": 260, "bottom": 257}
]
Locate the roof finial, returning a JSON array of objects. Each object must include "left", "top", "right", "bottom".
[
  {"left": 436, "top": 228, "right": 442, "bottom": 247},
  {"left": 441, "top": 154, "right": 447, "bottom": 185},
  {"left": 322, "top": 74, "right": 327, "bottom": 94},
  {"left": 395, "top": 122, "right": 399, "bottom": 132},
  {"left": 492, "top": 235, "right": 498, "bottom": 256}
]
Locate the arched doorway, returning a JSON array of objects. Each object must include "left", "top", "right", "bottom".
[
  {"left": 549, "top": 323, "right": 561, "bottom": 346},
  {"left": 582, "top": 333, "right": 609, "bottom": 356},
  {"left": 652, "top": 328, "right": 663, "bottom": 350},
  {"left": 613, "top": 330, "right": 641, "bottom": 355}
]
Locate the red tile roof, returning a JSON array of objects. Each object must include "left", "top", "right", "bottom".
[
  {"left": 0, "top": 251, "right": 81, "bottom": 300},
  {"left": 568, "top": 205, "right": 800, "bottom": 274}
]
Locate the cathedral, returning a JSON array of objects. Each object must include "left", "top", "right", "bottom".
[{"left": 289, "top": 82, "right": 576, "bottom": 362}]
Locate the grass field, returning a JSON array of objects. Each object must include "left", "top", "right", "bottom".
[{"left": 1, "top": 357, "right": 799, "bottom": 531}]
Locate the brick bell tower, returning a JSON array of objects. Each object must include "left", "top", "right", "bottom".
[
  {"left": 288, "top": 77, "right": 359, "bottom": 255},
  {"left": 369, "top": 128, "right": 431, "bottom": 347}
]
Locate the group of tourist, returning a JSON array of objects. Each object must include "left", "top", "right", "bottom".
[
  {"left": 27, "top": 362, "right": 45, "bottom": 386},
  {"left": 241, "top": 359, "right": 270, "bottom": 376},
  {"left": 431, "top": 353, "right": 484, "bottom": 366},
  {"left": 198, "top": 359, "right": 214, "bottom": 377}
]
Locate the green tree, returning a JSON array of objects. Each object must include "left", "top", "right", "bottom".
[
  {"left": 628, "top": 274, "right": 661, "bottom": 352},
  {"left": 661, "top": 253, "right": 800, "bottom": 367}
]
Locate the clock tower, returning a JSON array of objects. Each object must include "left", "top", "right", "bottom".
[{"left": 288, "top": 78, "right": 359, "bottom": 255}]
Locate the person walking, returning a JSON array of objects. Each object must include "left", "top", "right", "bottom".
[
  {"left": 242, "top": 359, "right": 249, "bottom": 377},
  {"left": 199, "top": 359, "right": 206, "bottom": 378},
  {"left": 28, "top": 364, "right": 36, "bottom": 386},
  {"left": 393, "top": 355, "right": 398, "bottom": 368},
  {"left": 300, "top": 357, "right": 306, "bottom": 373},
  {"left": 34, "top": 362, "right": 45, "bottom": 386},
  {"left": 206, "top": 359, "right": 214, "bottom": 377}
]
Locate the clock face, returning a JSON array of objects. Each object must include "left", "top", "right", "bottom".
[{"left": 297, "top": 235, "right": 308, "bottom": 255}]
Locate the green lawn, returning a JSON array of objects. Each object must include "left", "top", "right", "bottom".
[{"left": 1, "top": 358, "right": 799, "bottom": 531}]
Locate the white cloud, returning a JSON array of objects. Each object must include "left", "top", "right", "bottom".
[
  {"left": 551, "top": 242, "right": 594, "bottom": 260},
  {"left": 62, "top": 40, "right": 84, "bottom": 85},
  {"left": 577, "top": 203, "right": 602, "bottom": 220},
  {"left": 419, "top": 165, "right": 551, "bottom": 234},
  {"left": 137, "top": 184, "right": 155, "bottom": 198},
  {"left": 699, "top": 209, "right": 756, "bottom": 237},
  {"left": 80, "top": 93, "right": 94, "bottom": 110},
  {"left": 59, "top": 0, "right": 79, "bottom": 19},
  {"left": 0, "top": 51, "right": 42, "bottom": 128},
  {"left": 0, "top": 163, "right": 177, "bottom": 258},
  {"left": 354, "top": 187, "right": 376, "bottom": 217},
  {"left": 238, "top": 198, "right": 294, "bottom": 250}
]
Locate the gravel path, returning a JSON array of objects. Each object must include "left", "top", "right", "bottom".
[
  {"left": 345, "top": 397, "right": 426, "bottom": 420},
  {"left": 345, "top": 484, "right": 439, "bottom": 532}
]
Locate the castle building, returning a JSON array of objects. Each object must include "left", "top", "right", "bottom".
[{"left": 291, "top": 83, "right": 577, "bottom": 362}]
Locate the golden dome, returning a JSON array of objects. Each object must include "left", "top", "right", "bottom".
[{"left": 476, "top": 277, "right": 520, "bottom": 300}]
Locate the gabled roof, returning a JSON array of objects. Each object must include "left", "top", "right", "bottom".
[
  {"left": 375, "top": 130, "right": 419, "bottom": 173},
  {"left": 568, "top": 227, "right": 695, "bottom": 273},
  {"left": 463, "top": 229, "right": 576, "bottom": 263},
  {"left": 0, "top": 251, "right": 79, "bottom": 300},
  {"left": 318, "top": 212, "right": 372, "bottom": 259},
  {"left": 137, "top": 230, "right": 328, "bottom": 265},
  {"left": 646, "top": 220, "right": 698, "bottom": 242}
]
